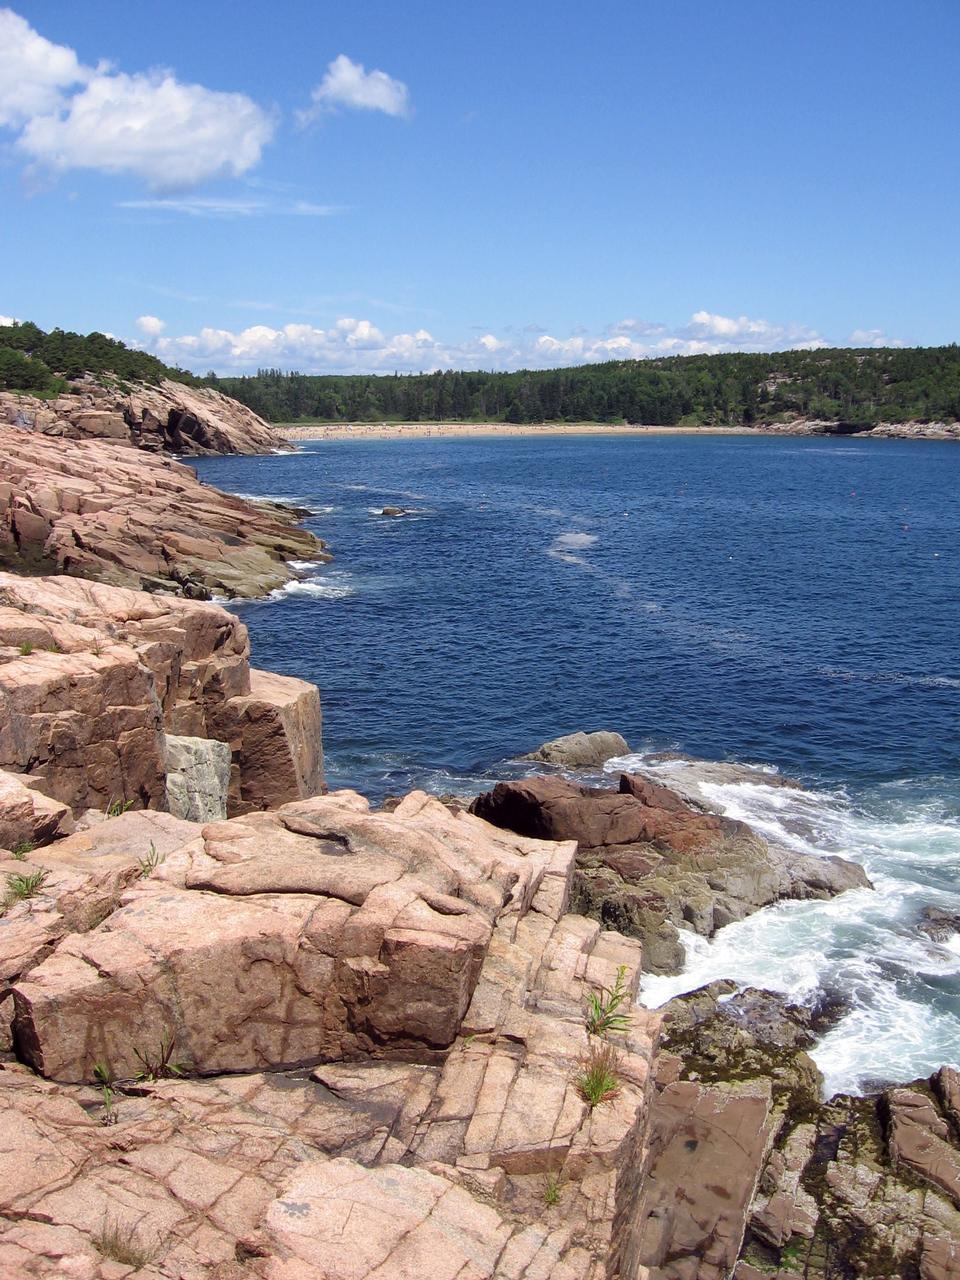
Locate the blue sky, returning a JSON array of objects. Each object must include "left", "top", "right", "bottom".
[{"left": 1, "top": 0, "right": 957, "bottom": 373}]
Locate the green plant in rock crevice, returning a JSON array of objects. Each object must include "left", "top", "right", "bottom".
[
  {"left": 1, "top": 868, "right": 49, "bottom": 913},
  {"left": 543, "top": 1171, "right": 564, "bottom": 1205},
  {"left": 137, "top": 841, "right": 164, "bottom": 878},
  {"left": 133, "top": 1032, "right": 186, "bottom": 1082},
  {"left": 585, "top": 964, "right": 633, "bottom": 1038},
  {"left": 575, "top": 1041, "right": 623, "bottom": 1108},
  {"left": 10, "top": 839, "right": 35, "bottom": 860}
]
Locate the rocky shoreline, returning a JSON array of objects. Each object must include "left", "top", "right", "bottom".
[
  {"left": 0, "top": 379, "right": 330, "bottom": 599},
  {"left": 0, "top": 387, "right": 957, "bottom": 1277}
]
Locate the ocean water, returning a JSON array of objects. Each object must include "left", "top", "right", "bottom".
[{"left": 194, "top": 435, "right": 960, "bottom": 1095}]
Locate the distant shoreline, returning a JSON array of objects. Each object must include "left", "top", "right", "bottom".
[
  {"left": 278, "top": 422, "right": 768, "bottom": 442},
  {"left": 276, "top": 420, "right": 960, "bottom": 443}
]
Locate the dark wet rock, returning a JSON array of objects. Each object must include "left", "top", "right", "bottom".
[
  {"left": 470, "top": 774, "right": 870, "bottom": 975},
  {"left": 918, "top": 905, "right": 960, "bottom": 943},
  {"left": 379, "top": 506, "right": 410, "bottom": 517}
]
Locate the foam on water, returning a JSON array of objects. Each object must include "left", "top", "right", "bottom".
[
  {"left": 627, "top": 755, "right": 960, "bottom": 1096},
  {"left": 271, "top": 570, "right": 356, "bottom": 600}
]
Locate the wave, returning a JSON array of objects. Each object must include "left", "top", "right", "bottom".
[{"left": 626, "top": 755, "right": 960, "bottom": 1096}]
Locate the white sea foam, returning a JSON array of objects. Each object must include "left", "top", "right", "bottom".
[
  {"left": 551, "top": 531, "right": 598, "bottom": 551},
  {"left": 818, "top": 666, "right": 960, "bottom": 690},
  {"left": 271, "top": 569, "right": 356, "bottom": 601},
  {"left": 629, "top": 758, "right": 960, "bottom": 1096}
]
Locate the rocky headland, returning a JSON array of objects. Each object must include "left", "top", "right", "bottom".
[
  {"left": 0, "top": 378, "right": 330, "bottom": 599},
  {"left": 0, "top": 385, "right": 957, "bottom": 1277},
  {"left": 0, "top": 376, "right": 281, "bottom": 456}
]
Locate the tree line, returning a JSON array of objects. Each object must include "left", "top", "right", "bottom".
[
  {"left": 207, "top": 345, "right": 960, "bottom": 427},
  {"left": 0, "top": 321, "right": 196, "bottom": 395}
]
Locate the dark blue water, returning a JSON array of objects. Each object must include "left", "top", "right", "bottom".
[
  {"left": 194, "top": 435, "right": 960, "bottom": 1093},
  {"left": 195, "top": 435, "right": 960, "bottom": 796}
]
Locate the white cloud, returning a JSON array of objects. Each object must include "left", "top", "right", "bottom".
[
  {"left": 0, "top": 10, "right": 274, "bottom": 189},
  {"left": 0, "top": 314, "right": 17, "bottom": 326},
  {"left": 117, "top": 195, "right": 339, "bottom": 218},
  {"left": 0, "top": 7, "right": 87, "bottom": 128},
  {"left": 19, "top": 69, "right": 274, "bottom": 189},
  {"left": 849, "top": 327, "right": 905, "bottom": 349},
  {"left": 300, "top": 54, "right": 409, "bottom": 123},
  {"left": 135, "top": 314, "right": 165, "bottom": 336},
  {"left": 137, "top": 307, "right": 848, "bottom": 376}
]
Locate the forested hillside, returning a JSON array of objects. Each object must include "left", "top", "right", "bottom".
[
  {"left": 209, "top": 345, "right": 960, "bottom": 426},
  {"left": 0, "top": 321, "right": 196, "bottom": 395}
]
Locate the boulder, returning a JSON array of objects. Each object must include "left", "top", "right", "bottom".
[
  {"left": 471, "top": 775, "right": 870, "bottom": 974},
  {"left": 0, "top": 423, "right": 328, "bottom": 598},
  {"left": 0, "top": 771, "right": 74, "bottom": 851},
  {"left": 164, "top": 735, "right": 231, "bottom": 822},
  {"left": 523, "top": 729, "right": 631, "bottom": 768}
]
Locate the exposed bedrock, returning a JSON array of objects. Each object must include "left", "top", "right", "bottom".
[
  {"left": 0, "top": 423, "right": 328, "bottom": 599},
  {"left": 0, "top": 375, "right": 282, "bottom": 456},
  {"left": 0, "top": 573, "right": 323, "bottom": 819},
  {"left": 0, "top": 783, "right": 663, "bottom": 1278},
  {"left": 471, "top": 773, "right": 870, "bottom": 973}
]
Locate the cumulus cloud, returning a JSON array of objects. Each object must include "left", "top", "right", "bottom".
[
  {"left": 300, "top": 54, "right": 409, "bottom": 123},
  {"left": 135, "top": 314, "right": 165, "bottom": 336},
  {"left": 0, "top": 314, "right": 17, "bottom": 326},
  {"left": 0, "top": 9, "right": 274, "bottom": 189},
  {"left": 135, "top": 308, "right": 849, "bottom": 376},
  {"left": 0, "top": 8, "right": 87, "bottom": 128}
]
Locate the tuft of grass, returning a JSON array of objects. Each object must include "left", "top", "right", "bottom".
[
  {"left": 11, "top": 839, "right": 35, "bottom": 860},
  {"left": 106, "top": 797, "right": 135, "bottom": 818},
  {"left": 91, "top": 1217, "right": 157, "bottom": 1267},
  {"left": 543, "top": 1171, "right": 564, "bottom": 1206},
  {"left": 134, "top": 1031, "right": 186, "bottom": 1082},
  {"left": 137, "top": 841, "right": 164, "bottom": 878},
  {"left": 574, "top": 1042, "right": 623, "bottom": 1108},
  {"left": 18, "top": 641, "right": 33, "bottom": 656},
  {"left": 93, "top": 1061, "right": 118, "bottom": 1125},
  {"left": 2, "top": 868, "right": 49, "bottom": 913},
  {"left": 585, "top": 964, "right": 632, "bottom": 1038}
]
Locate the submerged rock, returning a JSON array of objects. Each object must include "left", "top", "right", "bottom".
[{"left": 471, "top": 774, "right": 870, "bottom": 974}]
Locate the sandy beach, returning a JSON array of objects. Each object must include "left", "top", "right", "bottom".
[{"left": 276, "top": 421, "right": 765, "bottom": 442}]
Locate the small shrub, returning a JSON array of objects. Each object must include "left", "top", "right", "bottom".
[
  {"left": 91, "top": 1217, "right": 156, "bottom": 1267},
  {"left": 107, "top": 797, "right": 134, "bottom": 818},
  {"left": 18, "top": 641, "right": 33, "bottom": 656},
  {"left": 134, "top": 1031, "right": 186, "bottom": 1081},
  {"left": 137, "top": 841, "right": 164, "bottom": 878},
  {"left": 11, "top": 839, "right": 35, "bottom": 860},
  {"left": 585, "top": 964, "right": 632, "bottom": 1038},
  {"left": 543, "top": 1171, "right": 564, "bottom": 1205},
  {"left": 574, "top": 1042, "right": 623, "bottom": 1108}
]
